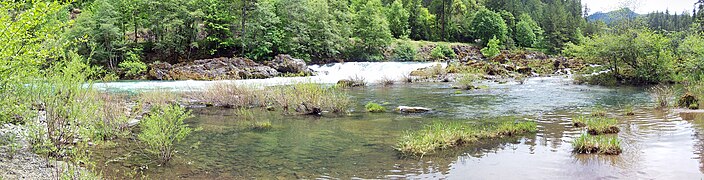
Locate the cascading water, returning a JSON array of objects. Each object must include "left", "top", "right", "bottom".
[{"left": 94, "top": 62, "right": 440, "bottom": 92}]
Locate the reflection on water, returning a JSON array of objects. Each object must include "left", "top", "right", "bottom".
[{"left": 94, "top": 77, "right": 704, "bottom": 179}]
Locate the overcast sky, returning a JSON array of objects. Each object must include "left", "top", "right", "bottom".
[{"left": 583, "top": 0, "right": 698, "bottom": 14}]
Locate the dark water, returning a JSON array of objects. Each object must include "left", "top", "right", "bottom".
[{"left": 94, "top": 77, "right": 704, "bottom": 179}]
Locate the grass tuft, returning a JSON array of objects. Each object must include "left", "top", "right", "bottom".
[
  {"left": 365, "top": 102, "right": 386, "bottom": 113},
  {"left": 586, "top": 117, "right": 619, "bottom": 135},
  {"left": 377, "top": 76, "right": 395, "bottom": 86},
  {"left": 572, "top": 133, "right": 622, "bottom": 155},
  {"left": 396, "top": 120, "right": 537, "bottom": 156}
]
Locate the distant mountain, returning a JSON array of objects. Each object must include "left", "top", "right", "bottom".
[{"left": 587, "top": 8, "right": 640, "bottom": 24}]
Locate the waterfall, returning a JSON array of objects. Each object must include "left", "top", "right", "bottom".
[{"left": 94, "top": 62, "right": 440, "bottom": 92}]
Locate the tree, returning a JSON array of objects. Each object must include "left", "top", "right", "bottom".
[
  {"left": 138, "top": 104, "right": 194, "bottom": 164},
  {"left": 353, "top": 0, "right": 393, "bottom": 60},
  {"left": 515, "top": 20, "right": 536, "bottom": 47},
  {"left": 386, "top": 0, "right": 410, "bottom": 38},
  {"left": 471, "top": 8, "right": 508, "bottom": 45},
  {"left": 244, "top": 0, "right": 280, "bottom": 60},
  {"left": 69, "top": 0, "right": 124, "bottom": 69}
]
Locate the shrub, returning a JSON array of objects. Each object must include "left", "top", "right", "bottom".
[
  {"left": 118, "top": 60, "right": 147, "bottom": 78},
  {"left": 572, "top": 134, "right": 621, "bottom": 155},
  {"left": 454, "top": 73, "right": 480, "bottom": 90},
  {"left": 481, "top": 36, "right": 501, "bottom": 58},
  {"left": 138, "top": 104, "right": 194, "bottom": 164},
  {"left": 365, "top": 102, "right": 386, "bottom": 113},
  {"left": 430, "top": 46, "right": 446, "bottom": 60},
  {"left": 1, "top": 132, "right": 20, "bottom": 159},
  {"left": 394, "top": 41, "right": 418, "bottom": 61},
  {"left": 430, "top": 45, "right": 456, "bottom": 60},
  {"left": 649, "top": 84, "right": 675, "bottom": 109}
]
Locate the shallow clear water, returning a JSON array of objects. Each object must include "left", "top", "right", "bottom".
[{"left": 94, "top": 76, "right": 704, "bottom": 179}]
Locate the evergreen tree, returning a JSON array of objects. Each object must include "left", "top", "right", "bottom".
[{"left": 471, "top": 8, "right": 508, "bottom": 46}]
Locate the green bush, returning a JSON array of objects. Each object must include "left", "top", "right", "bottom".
[
  {"left": 118, "top": 59, "right": 147, "bottom": 78},
  {"left": 365, "top": 102, "right": 386, "bottom": 113},
  {"left": 393, "top": 41, "right": 417, "bottom": 61},
  {"left": 430, "top": 46, "right": 446, "bottom": 60},
  {"left": 138, "top": 104, "right": 194, "bottom": 164},
  {"left": 430, "top": 45, "right": 456, "bottom": 60},
  {"left": 481, "top": 36, "right": 501, "bottom": 58}
]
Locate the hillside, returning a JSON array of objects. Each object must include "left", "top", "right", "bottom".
[{"left": 587, "top": 8, "right": 640, "bottom": 24}]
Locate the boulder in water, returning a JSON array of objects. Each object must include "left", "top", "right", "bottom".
[
  {"left": 296, "top": 102, "right": 322, "bottom": 115},
  {"left": 148, "top": 57, "right": 280, "bottom": 80},
  {"left": 395, "top": 106, "right": 432, "bottom": 113},
  {"left": 266, "top": 54, "right": 313, "bottom": 75}
]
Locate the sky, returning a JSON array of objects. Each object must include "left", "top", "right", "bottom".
[{"left": 583, "top": 0, "right": 698, "bottom": 14}]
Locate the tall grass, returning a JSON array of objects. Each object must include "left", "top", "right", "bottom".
[
  {"left": 572, "top": 134, "right": 621, "bottom": 155},
  {"left": 396, "top": 120, "right": 537, "bottom": 156},
  {"left": 586, "top": 117, "right": 619, "bottom": 135},
  {"left": 193, "top": 83, "right": 263, "bottom": 108},
  {"left": 649, "top": 84, "right": 675, "bottom": 109},
  {"left": 572, "top": 116, "right": 620, "bottom": 135}
]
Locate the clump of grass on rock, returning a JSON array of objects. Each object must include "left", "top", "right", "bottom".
[
  {"left": 396, "top": 120, "right": 537, "bottom": 156},
  {"left": 586, "top": 117, "right": 619, "bottom": 135},
  {"left": 572, "top": 133, "right": 622, "bottom": 155},
  {"left": 365, "top": 102, "right": 386, "bottom": 113}
]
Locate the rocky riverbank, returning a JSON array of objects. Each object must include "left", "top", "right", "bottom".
[{"left": 148, "top": 54, "right": 313, "bottom": 80}]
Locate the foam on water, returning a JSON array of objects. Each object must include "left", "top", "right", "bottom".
[{"left": 93, "top": 62, "right": 440, "bottom": 92}]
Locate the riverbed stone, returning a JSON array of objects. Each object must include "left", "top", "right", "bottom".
[
  {"left": 148, "top": 57, "right": 280, "bottom": 80},
  {"left": 395, "top": 106, "right": 432, "bottom": 113},
  {"left": 265, "top": 54, "right": 313, "bottom": 75}
]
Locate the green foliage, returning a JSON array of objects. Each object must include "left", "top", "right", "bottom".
[
  {"left": 572, "top": 133, "right": 621, "bottom": 155},
  {"left": 386, "top": 0, "right": 410, "bottom": 38},
  {"left": 118, "top": 51, "right": 147, "bottom": 78},
  {"left": 396, "top": 120, "right": 537, "bottom": 156},
  {"left": 677, "top": 33, "right": 704, "bottom": 81},
  {"left": 480, "top": 36, "right": 501, "bottom": 58},
  {"left": 430, "top": 46, "right": 446, "bottom": 60},
  {"left": 138, "top": 104, "right": 194, "bottom": 164},
  {"left": 0, "top": 1, "right": 67, "bottom": 124},
  {"left": 393, "top": 41, "right": 418, "bottom": 61},
  {"left": 1, "top": 132, "right": 20, "bottom": 159},
  {"left": 515, "top": 18, "right": 537, "bottom": 47},
  {"left": 564, "top": 30, "right": 677, "bottom": 84},
  {"left": 471, "top": 8, "right": 508, "bottom": 45},
  {"left": 352, "top": 0, "right": 393, "bottom": 60},
  {"left": 365, "top": 102, "right": 386, "bottom": 113}
]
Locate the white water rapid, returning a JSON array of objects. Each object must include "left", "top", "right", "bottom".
[{"left": 94, "top": 62, "right": 440, "bottom": 92}]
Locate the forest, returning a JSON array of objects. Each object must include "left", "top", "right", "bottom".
[{"left": 4, "top": 0, "right": 704, "bottom": 179}]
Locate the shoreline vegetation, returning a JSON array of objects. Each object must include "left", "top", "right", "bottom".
[{"left": 3, "top": 0, "right": 704, "bottom": 178}]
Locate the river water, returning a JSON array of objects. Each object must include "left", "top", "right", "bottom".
[{"left": 93, "top": 62, "right": 704, "bottom": 179}]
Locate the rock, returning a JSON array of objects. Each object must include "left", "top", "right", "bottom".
[
  {"left": 678, "top": 93, "right": 699, "bottom": 109},
  {"left": 336, "top": 79, "right": 365, "bottom": 87},
  {"left": 148, "top": 57, "right": 280, "bottom": 80},
  {"left": 266, "top": 54, "right": 313, "bottom": 75},
  {"left": 148, "top": 62, "right": 173, "bottom": 80},
  {"left": 395, "top": 106, "right": 432, "bottom": 113},
  {"left": 296, "top": 102, "right": 322, "bottom": 115}
]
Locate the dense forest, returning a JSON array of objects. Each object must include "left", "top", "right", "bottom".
[
  {"left": 65, "top": 0, "right": 586, "bottom": 70},
  {"left": 5, "top": 0, "right": 704, "bottom": 178}
]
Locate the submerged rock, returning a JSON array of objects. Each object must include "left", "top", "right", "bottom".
[{"left": 395, "top": 106, "right": 432, "bottom": 113}]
